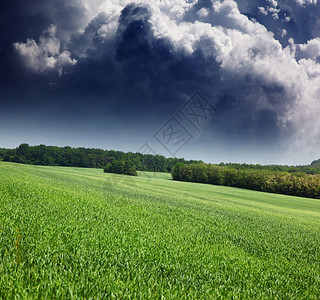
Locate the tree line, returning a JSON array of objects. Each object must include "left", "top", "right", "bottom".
[
  {"left": 172, "top": 163, "right": 320, "bottom": 199},
  {"left": 218, "top": 162, "right": 320, "bottom": 175},
  {"left": 0, "top": 144, "right": 201, "bottom": 172}
]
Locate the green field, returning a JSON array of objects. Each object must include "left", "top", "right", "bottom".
[{"left": 1, "top": 162, "right": 320, "bottom": 298}]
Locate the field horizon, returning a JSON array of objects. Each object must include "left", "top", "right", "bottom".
[{"left": 1, "top": 161, "right": 320, "bottom": 298}]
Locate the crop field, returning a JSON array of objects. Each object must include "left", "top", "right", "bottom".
[{"left": 0, "top": 161, "right": 320, "bottom": 298}]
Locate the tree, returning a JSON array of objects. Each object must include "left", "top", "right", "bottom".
[
  {"left": 171, "top": 163, "right": 185, "bottom": 180},
  {"left": 124, "top": 160, "right": 137, "bottom": 176},
  {"left": 104, "top": 160, "right": 137, "bottom": 176},
  {"left": 16, "top": 143, "right": 30, "bottom": 159}
]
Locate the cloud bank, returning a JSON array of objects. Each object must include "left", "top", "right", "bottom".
[{"left": 10, "top": 0, "right": 320, "bottom": 162}]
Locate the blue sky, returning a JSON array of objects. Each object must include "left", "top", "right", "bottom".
[{"left": 1, "top": 0, "right": 320, "bottom": 164}]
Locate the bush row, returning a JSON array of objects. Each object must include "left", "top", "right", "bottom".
[{"left": 172, "top": 163, "right": 320, "bottom": 199}]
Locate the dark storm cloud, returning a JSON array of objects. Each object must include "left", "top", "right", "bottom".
[
  {"left": 0, "top": 0, "right": 86, "bottom": 90},
  {"left": 0, "top": 0, "right": 87, "bottom": 42},
  {"left": 61, "top": 3, "right": 222, "bottom": 124},
  {"left": 2, "top": 0, "right": 320, "bottom": 162},
  {"left": 54, "top": 1, "right": 291, "bottom": 143}
]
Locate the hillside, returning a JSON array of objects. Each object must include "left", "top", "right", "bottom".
[{"left": 0, "top": 162, "right": 320, "bottom": 298}]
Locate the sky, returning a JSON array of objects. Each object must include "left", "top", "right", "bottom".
[{"left": 0, "top": 0, "right": 320, "bottom": 165}]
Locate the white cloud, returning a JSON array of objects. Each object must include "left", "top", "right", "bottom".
[
  {"left": 267, "top": 6, "right": 280, "bottom": 20},
  {"left": 298, "top": 38, "right": 320, "bottom": 60},
  {"left": 268, "top": 0, "right": 278, "bottom": 7},
  {"left": 258, "top": 2, "right": 280, "bottom": 20},
  {"left": 294, "top": 0, "right": 317, "bottom": 5},
  {"left": 14, "top": 25, "right": 77, "bottom": 74},
  {"left": 197, "top": 8, "right": 209, "bottom": 19},
  {"left": 280, "top": 28, "right": 287, "bottom": 37},
  {"left": 284, "top": 14, "right": 291, "bottom": 22},
  {"left": 258, "top": 7, "right": 268, "bottom": 16}
]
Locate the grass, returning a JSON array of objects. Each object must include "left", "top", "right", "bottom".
[{"left": 0, "top": 162, "right": 320, "bottom": 299}]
